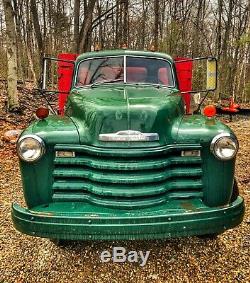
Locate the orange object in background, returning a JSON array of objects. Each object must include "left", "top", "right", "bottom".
[{"left": 221, "top": 97, "right": 240, "bottom": 113}]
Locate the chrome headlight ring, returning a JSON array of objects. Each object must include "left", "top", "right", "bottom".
[
  {"left": 17, "top": 135, "right": 45, "bottom": 162},
  {"left": 210, "top": 133, "right": 238, "bottom": 161}
]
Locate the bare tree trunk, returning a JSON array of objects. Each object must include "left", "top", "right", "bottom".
[
  {"left": 26, "top": 42, "right": 37, "bottom": 85},
  {"left": 96, "top": 0, "right": 103, "bottom": 47},
  {"left": 74, "top": 0, "right": 80, "bottom": 52},
  {"left": 30, "top": 0, "right": 44, "bottom": 66},
  {"left": 2, "top": 0, "right": 19, "bottom": 111},
  {"left": 192, "top": 0, "right": 204, "bottom": 57},
  {"left": 25, "top": 0, "right": 37, "bottom": 84},
  {"left": 123, "top": 0, "right": 129, "bottom": 46},
  {"left": 54, "top": 0, "right": 61, "bottom": 52},
  {"left": 221, "top": 0, "right": 233, "bottom": 59},
  {"left": 216, "top": 0, "right": 223, "bottom": 59},
  {"left": 140, "top": 0, "right": 146, "bottom": 49},
  {"left": 12, "top": 0, "right": 25, "bottom": 83},
  {"left": 42, "top": 0, "right": 46, "bottom": 44},
  {"left": 78, "top": 0, "right": 97, "bottom": 52},
  {"left": 153, "top": 0, "right": 159, "bottom": 49},
  {"left": 115, "top": 0, "right": 121, "bottom": 46}
]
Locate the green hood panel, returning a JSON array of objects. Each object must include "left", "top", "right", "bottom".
[
  {"left": 21, "top": 116, "right": 79, "bottom": 144},
  {"left": 66, "top": 86, "right": 184, "bottom": 147}
]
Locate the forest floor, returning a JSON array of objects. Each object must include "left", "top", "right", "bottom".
[{"left": 0, "top": 84, "right": 249, "bottom": 283}]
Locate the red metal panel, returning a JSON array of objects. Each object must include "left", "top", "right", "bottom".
[
  {"left": 58, "top": 53, "right": 78, "bottom": 115},
  {"left": 175, "top": 57, "right": 193, "bottom": 114}
]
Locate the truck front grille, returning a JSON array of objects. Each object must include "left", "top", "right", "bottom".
[{"left": 52, "top": 144, "right": 203, "bottom": 208}]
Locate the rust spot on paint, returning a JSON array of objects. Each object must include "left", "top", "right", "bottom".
[
  {"left": 180, "top": 201, "right": 197, "bottom": 211},
  {"left": 205, "top": 118, "right": 216, "bottom": 126}
]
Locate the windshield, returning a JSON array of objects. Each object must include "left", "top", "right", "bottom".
[{"left": 76, "top": 56, "right": 175, "bottom": 87}]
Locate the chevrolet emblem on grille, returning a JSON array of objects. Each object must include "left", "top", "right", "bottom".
[{"left": 99, "top": 130, "right": 159, "bottom": 142}]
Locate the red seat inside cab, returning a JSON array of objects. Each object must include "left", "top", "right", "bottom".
[
  {"left": 127, "top": 67, "right": 147, "bottom": 82},
  {"left": 78, "top": 67, "right": 148, "bottom": 84},
  {"left": 77, "top": 67, "right": 91, "bottom": 85},
  {"left": 158, "top": 68, "right": 169, "bottom": 85}
]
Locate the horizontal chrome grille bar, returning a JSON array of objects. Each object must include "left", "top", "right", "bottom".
[
  {"left": 54, "top": 156, "right": 202, "bottom": 171},
  {"left": 52, "top": 191, "right": 203, "bottom": 209},
  {"left": 53, "top": 179, "right": 203, "bottom": 197},
  {"left": 53, "top": 167, "right": 202, "bottom": 184},
  {"left": 54, "top": 144, "right": 202, "bottom": 157}
]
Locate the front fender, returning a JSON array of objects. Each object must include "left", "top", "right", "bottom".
[
  {"left": 18, "top": 115, "right": 80, "bottom": 208},
  {"left": 175, "top": 115, "right": 237, "bottom": 207}
]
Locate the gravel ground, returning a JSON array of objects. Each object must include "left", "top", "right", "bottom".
[{"left": 0, "top": 88, "right": 249, "bottom": 283}]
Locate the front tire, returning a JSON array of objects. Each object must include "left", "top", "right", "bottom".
[
  {"left": 230, "top": 179, "right": 239, "bottom": 202},
  {"left": 197, "top": 179, "right": 239, "bottom": 240},
  {"left": 50, "top": 239, "right": 70, "bottom": 247},
  {"left": 197, "top": 233, "right": 219, "bottom": 240}
]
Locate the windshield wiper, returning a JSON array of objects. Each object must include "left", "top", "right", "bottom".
[
  {"left": 90, "top": 78, "right": 124, "bottom": 88},
  {"left": 133, "top": 82, "right": 165, "bottom": 89}
]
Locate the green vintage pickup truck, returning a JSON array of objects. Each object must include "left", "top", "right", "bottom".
[{"left": 12, "top": 49, "right": 244, "bottom": 242}]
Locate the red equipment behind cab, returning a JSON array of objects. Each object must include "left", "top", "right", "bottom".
[
  {"left": 57, "top": 53, "right": 193, "bottom": 115},
  {"left": 175, "top": 57, "right": 193, "bottom": 114},
  {"left": 58, "top": 53, "right": 78, "bottom": 115}
]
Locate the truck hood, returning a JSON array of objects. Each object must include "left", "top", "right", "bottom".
[{"left": 67, "top": 86, "right": 184, "bottom": 147}]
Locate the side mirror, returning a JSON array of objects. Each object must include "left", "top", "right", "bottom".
[
  {"left": 206, "top": 58, "right": 217, "bottom": 91},
  {"left": 41, "top": 57, "right": 75, "bottom": 93},
  {"left": 40, "top": 55, "right": 76, "bottom": 115},
  {"left": 175, "top": 56, "right": 218, "bottom": 94}
]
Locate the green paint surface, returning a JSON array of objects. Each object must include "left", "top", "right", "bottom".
[{"left": 13, "top": 49, "right": 244, "bottom": 240}]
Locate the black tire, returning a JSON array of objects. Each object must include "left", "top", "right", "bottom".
[
  {"left": 197, "top": 179, "right": 239, "bottom": 240},
  {"left": 230, "top": 179, "right": 239, "bottom": 202},
  {"left": 50, "top": 239, "right": 71, "bottom": 247},
  {"left": 197, "top": 233, "right": 219, "bottom": 240}
]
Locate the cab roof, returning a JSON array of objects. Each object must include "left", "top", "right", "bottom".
[{"left": 76, "top": 49, "right": 173, "bottom": 63}]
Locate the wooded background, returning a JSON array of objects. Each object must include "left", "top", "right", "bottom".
[{"left": 0, "top": 0, "right": 249, "bottom": 111}]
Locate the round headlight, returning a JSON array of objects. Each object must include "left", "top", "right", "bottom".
[
  {"left": 210, "top": 133, "right": 238, "bottom": 160},
  {"left": 17, "top": 135, "right": 45, "bottom": 162}
]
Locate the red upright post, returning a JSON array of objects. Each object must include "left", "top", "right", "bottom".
[
  {"left": 57, "top": 53, "right": 78, "bottom": 115},
  {"left": 175, "top": 57, "right": 193, "bottom": 114}
]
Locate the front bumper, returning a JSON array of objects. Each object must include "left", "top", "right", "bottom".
[{"left": 12, "top": 197, "right": 244, "bottom": 240}]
